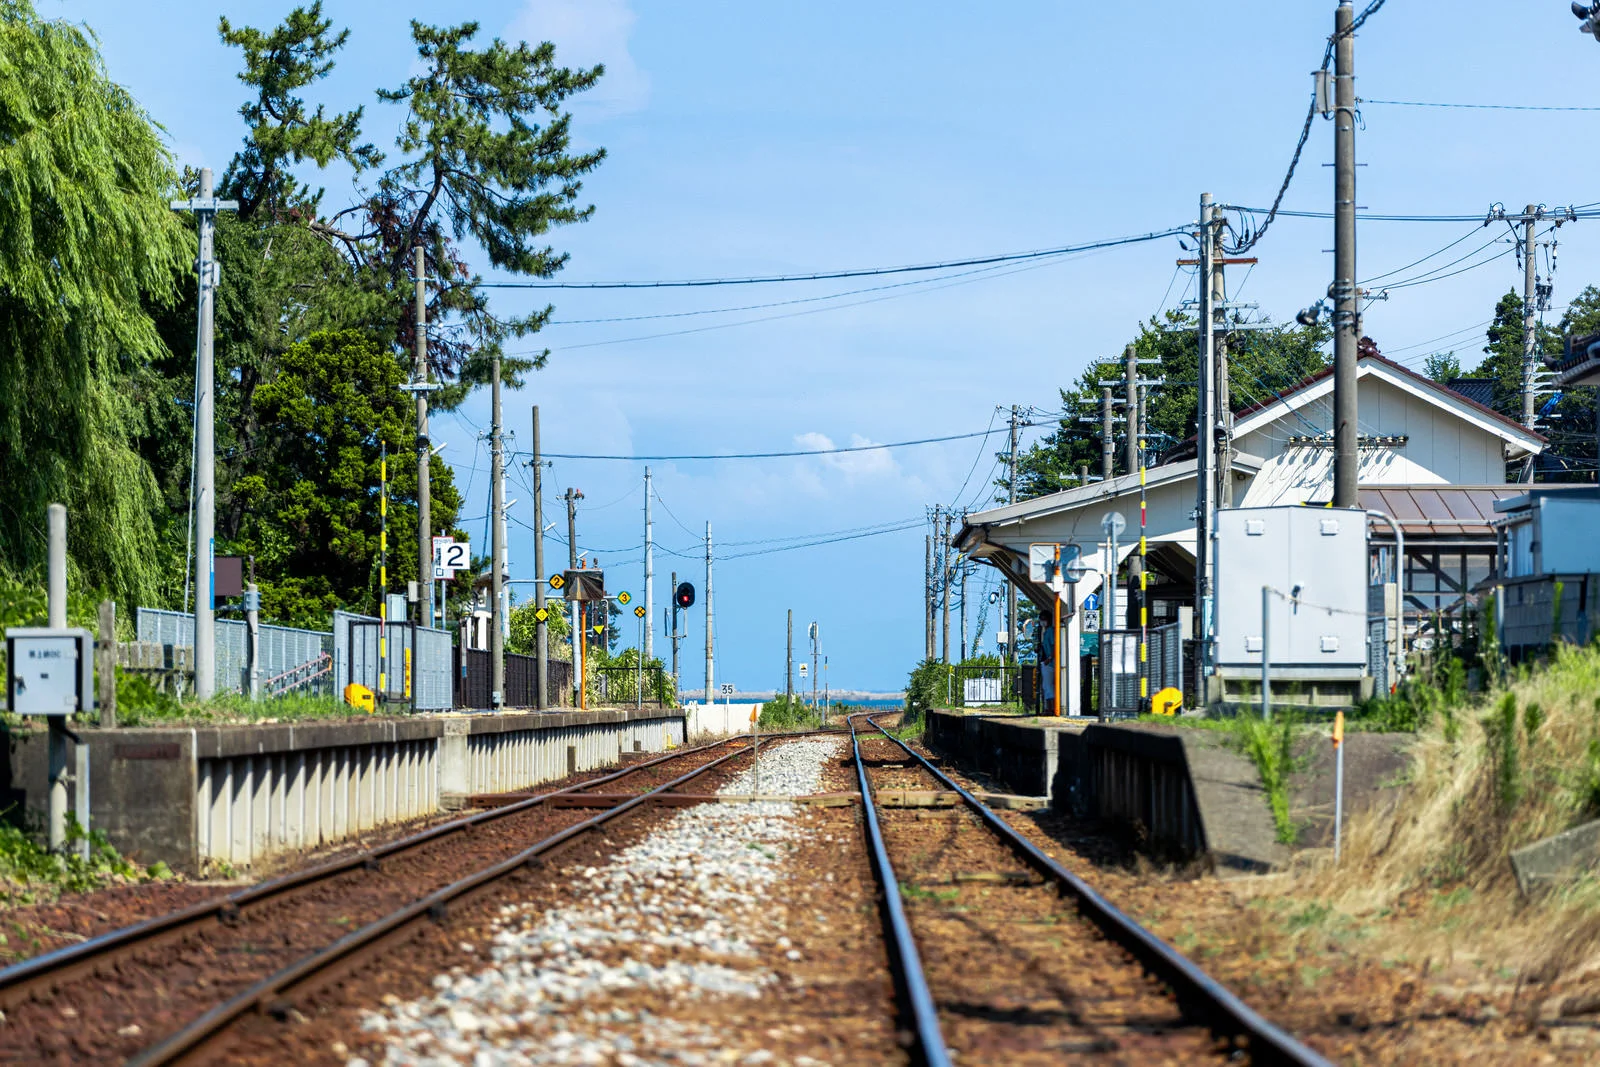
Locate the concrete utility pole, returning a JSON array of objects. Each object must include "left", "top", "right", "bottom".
[
  {"left": 532, "top": 406, "right": 547, "bottom": 709},
  {"left": 924, "top": 531, "right": 935, "bottom": 661},
  {"left": 46, "top": 504, "right": 67, "bottom": 852},
  {"left": 644, "top": 468, "right": 654, "bottom": 666},
  {"left": 1522, "top": 206, "right": 1540, "bottom": 430},
  {"left": 1124, "top": 345, "right": 1139, "bottom": 474},
  {"left": 414, "top": 246, "right": 433, "bottom": 627},
  {"left": 171, "top": 168, "right": 236, "bottom": 701},
  {"left": 490, "top": 353, "right": 505, "bottom": 707},
  {"left": 941, "top": 512, "right": 953, "bottom": 665},
  {"left": 704, "top": 522, "right": 714, "bottom": 703},
  {"left": 810, "top": 623, "right": 819, "bottom": 708},
  {"left": 786, "top": 609, "right": 793, "bottom": 700},
  {"left": 959, "top": 562, "right": 968, "bottom": 661},
  {"left": 1213, "top": 258, "right": 1234, "bottom": 508},
  {"left": 669, "top": 569, "right": 680, "bottom": 686},
  {"left": 1196, "top": 192, "right": 1216, "bottom": 664},
  {"left": 1101, "top": 387, "right": 1115, "bottom": 480},
  {"left": 1005, "top": 406, "right": 1020, "bottom": 666},
  {"left": 1332, "top": 1, "right": 1360, "bottom": 509},
  {"left": 565, "top": 487, "right": 581, "bottom": 701}
]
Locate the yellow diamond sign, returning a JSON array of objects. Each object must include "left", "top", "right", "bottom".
[
  {"left": 549, "top": 573, "right": 565, "bottom": 590},
  {"left": 533, "top": 607, "right": 549, "bottom": 623},
  {"left": 617, "top": 590, "right": 631, "bottom": 605},
  {"left": 634, "top": 605, "right": 646, "bottom": 618}
]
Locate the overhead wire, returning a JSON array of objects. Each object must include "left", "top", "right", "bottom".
[
  {"left": 532, "top": 245, "right": 1122, "bottom": 354},
  {"left": 466, "top": 225, "right": 1191, "bottom": 290},
  {"left": 512, "top": 426, "right": 1005, "bottom": 462}
]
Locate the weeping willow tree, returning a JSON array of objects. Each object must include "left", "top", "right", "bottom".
[{"left": 0, "top": 0, "right": 189, "bottom": 605}]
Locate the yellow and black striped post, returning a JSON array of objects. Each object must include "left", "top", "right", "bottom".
[
  {"left": 379, "top": 439, "right": 388, "bottom": 696},
  {"left": 1138, "top": 421, "right": 1149, "bottom": 712}
]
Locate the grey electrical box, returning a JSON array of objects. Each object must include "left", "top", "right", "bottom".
[
  {"left": 6, "top": 627, "right": 93, "bottom": 715},
  {"left": 1214, "top": 506, "right": 1368, "bottom": 672}
]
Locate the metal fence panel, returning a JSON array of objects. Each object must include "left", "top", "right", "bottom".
[
  {"left": 335, "top": 610, "right": 381, "bottom": 694},
  {"left": 1368, "top": 617, "right": 1388, "bottom": 694},
  {"left": 138, "top": 608, "right": 335, "bottom": 696},
  {"left": 414, "top": 626, "right": 452, "bottom": 709},
  {"left": 1097, "top": 623, "right": 1182, "bottom": 716}
]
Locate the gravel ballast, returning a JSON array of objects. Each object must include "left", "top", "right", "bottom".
[{"left": 354, "top": 737, "right": 846, "bottom": 1066}]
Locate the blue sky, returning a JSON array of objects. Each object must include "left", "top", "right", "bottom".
[{"left": 60, "top": 0, "right": 1600, "bottom": 691}]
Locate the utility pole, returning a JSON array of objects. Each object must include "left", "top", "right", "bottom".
[
  {"left": 786, "top": 608, "right": 793, "bottom": 701},
  {"left": 46, "top": 504, "right": 67, "bottom": 852},
  {"left": 1197, "top": 191, "right": 1216, "bottom": 668},
  {"left": 810, "top": 623, "right": 819, "bottom": 709},
  {"left": 171, "top": 168, "right": 236, "bottom": 700},
  {"left": 1101, "top": 387, "right": 1115, "bottom": 480},
  {"left": 644, "top": 467, "right": 654, "bottom": 665},
  {"left": 1005, "top": 406, "right": 1020, "bottom": 667},
  {"left": 490, "top": 353, "right": 505, "bottom": 707},
  {"left": 934, "top": 511, "right": 947, "bottom": 668},
  {"left": 413, "top": 246, "right": 433, "bottom": 627},
  {"left": 669, "top": 569, "right": 681, "bottom": 686},
  {"left": 1213, "top": 258, "right": 1234, "bottom": 508},
  {"left": 532, "top": 406, "right": 547, "bottom": 709},
  {"left": 959, "top": 562, "right": 968, "bottom": 661},
  {"left": 705, "top": 522, "right": 714, "bottom": 704},
  {"left": 1124, "top": 345, "right": 1138, "bottom": 474},
  {"left": 565, "top": 487, "right": 581, "bottom": 702},
  {"left": 1522, "top": 205, "right": 1540, "bottom": 430},
  {"left": 1331, "top": 0, "right": 1360, "bottom": 509}
]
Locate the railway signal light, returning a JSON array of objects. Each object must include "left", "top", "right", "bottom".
[{"left": 674, "top": 582, "right": 696, "bottom": 609}]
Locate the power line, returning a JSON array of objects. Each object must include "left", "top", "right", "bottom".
[
  {"left": 545, "top": 259, "right": 1044, "bottom": 325},
  {"left": 512, "top": 427, "right": 1004, "bottom": 462},
  {"left": 720, "top": 520, "right": 924, "bottom": 561},
  {"left": 1363, "top": 98, "right": 1600, "bottom": 112},
  {"left": 465, "top": 226, "right": 1190, "bottom": 289}
]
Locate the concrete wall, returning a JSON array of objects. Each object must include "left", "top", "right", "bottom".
[
  {"left": 682, "top": 701, "right": 763, "bottom": 739},
  {"left": 3, "top": 708, "right": 685, "bottom": 873}
]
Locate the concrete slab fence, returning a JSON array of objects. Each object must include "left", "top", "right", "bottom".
[{"left": 5, "top": 708, "right": 686, "bottom": 873}]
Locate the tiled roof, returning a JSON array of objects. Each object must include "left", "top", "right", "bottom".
[{"left": 1357, "top": 485, "right": 1590, "bottom": 538}]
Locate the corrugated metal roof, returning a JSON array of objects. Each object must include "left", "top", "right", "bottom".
[{"left": 1359, "top": 485, "right": 1524, "bottom": 538}]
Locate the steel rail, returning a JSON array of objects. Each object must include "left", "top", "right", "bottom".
[
  {"left": 848, "top": 716, "right": 952, "bottom": 1067},
  {"left": 128, "top": 743, "right": 754, "bottom": 1067},
  {"left": 0, "top": 734, "right": 749, "bottom": 1009},
  {"left": 864, "top": 716, "right": 1334, "bottom": 1067}
]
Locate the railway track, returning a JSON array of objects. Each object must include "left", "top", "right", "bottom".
[
  {"left": 850, "top": 715, "right": 1331, "bottom": 1067},
  {"left": 0, "top": 733, "right": 784, "bottom": 1065}
]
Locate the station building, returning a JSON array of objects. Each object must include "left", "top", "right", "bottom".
[{"left": 956, "top": 353, "right": 1551, "bottom": 714}]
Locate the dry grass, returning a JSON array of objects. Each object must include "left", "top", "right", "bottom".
[{"left": 1251, "top": 642, "right": 1600, "bottom": 987}]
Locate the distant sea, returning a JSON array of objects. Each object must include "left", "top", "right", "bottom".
[{"left": 835, "top": 697, "right": 905, "bottom": 710}]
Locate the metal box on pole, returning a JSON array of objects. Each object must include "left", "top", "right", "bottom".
[{"left": 6, "top": 628, "right": 94, "bottom": 715}]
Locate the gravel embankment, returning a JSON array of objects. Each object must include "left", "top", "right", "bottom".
[{"left": 354, "top": 738, "right": 846, "bottom": 1066}]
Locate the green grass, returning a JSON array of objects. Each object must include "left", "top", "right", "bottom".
[
  {"left": 0, "top": 813, "right": 171, "bottom": 907},
  {"left": 1232, "top": 713, "right": 1301, "bottom": 845}
]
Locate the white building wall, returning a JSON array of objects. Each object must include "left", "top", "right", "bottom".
[{"left": 1235, "top": 375, "right": 1510, "bottom": 507}]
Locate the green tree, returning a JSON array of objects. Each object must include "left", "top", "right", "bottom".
[
  {"left": 367, "top": 20, "right": 607, "bottom": 397},
  {"left": 508, "top": 596, "right": 571, "bottom": 660},
  {"left": 234, "top": 330, "right": 463, "bottom": 624},
  {"left": 217, "top": 3, "right": 381, "bottom": 221},
  {"left": 0, "top": 0, "right": 190, "bottom": 605},
  {"left": 1016, "top": 312, "right": 1328, "bottom": 498},
  {"left": 1423, "top": 352, "right": 1462, "bottom": 382}
]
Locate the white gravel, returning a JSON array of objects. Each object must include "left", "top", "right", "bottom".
[{"left": 355, "top": 738, "right": 841, "bottom": 1066}]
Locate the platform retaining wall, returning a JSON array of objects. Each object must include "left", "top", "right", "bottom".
[
  {"left": 924, "top": 710, "right": 1209, "bottom": 860},
  {"left": 3, "top": 709, "right": 686, "bottom": 873}
]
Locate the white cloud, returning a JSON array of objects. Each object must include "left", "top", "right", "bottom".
[
  {"left": 795, "top": 432, "right": 901, "bottom": 480},
  {"left": 507, "top": 0, "right": 650, "bottom": 117}
]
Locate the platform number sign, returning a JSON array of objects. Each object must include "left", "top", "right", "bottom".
[{"left": 432, "top": 538, "right": 469, "bottom": 579}]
